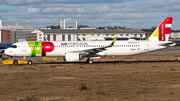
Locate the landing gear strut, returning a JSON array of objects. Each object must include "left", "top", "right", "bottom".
[{"left": 86, "top": 58, "right": 93, "bottom": 64}]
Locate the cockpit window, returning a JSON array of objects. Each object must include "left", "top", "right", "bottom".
[{"left": 11, "top": 45, "right": 17, "bottom": 48}]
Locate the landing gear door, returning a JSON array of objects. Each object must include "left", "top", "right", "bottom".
[
  {"left": 21, "top": 43, "right": 26, "bottom": 52},
  {"left": 144, "top": 42, "right": 149, "bottom": 50}
]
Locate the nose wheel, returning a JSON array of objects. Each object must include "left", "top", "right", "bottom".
[{"left": 87, "top": 58, "right": 93, "bottom": 64}]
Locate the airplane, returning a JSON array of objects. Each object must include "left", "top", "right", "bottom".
[
  {"left": 4, "top": 17, "right": 175, "bottom": 64},
  {"left": 0, "top": 42, "right": 13, "bottom": 58},
  {"left": 77, "top": 36, "right": 82, "bottom": 41},
  {"left": 43, "top": 35, "right": 49, "bottom": 41}
]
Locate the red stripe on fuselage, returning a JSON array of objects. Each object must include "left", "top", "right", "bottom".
[{"left": 42, "top": 42, "right": 54, "bottom": 56}]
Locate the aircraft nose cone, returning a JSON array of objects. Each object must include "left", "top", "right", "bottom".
[
  {"left": 4, "top": 49, "right": 11, "bottom": 56},
  {"left": 4, "top": 49, "right": 9, "bottom": 55}
]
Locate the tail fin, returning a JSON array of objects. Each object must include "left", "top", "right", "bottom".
[
  {"left": 77, "top": 36, "right": 82, "bottom": 41},
  {"left": 146, "top": 17, "right": 173, "bottom": 41},
  {"left": 43, "top": 35, "right": 49, "bottom": 41}
]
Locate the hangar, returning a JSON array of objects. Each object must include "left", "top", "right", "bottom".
[
  {"left": 29, "top": 29, "right": 146, "bottom": 41},
  {"left": 0, "top": 20, "right": 34, "bottom": 43}
]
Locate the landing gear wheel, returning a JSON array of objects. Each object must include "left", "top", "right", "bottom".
[
  {"left": 87, "top": 58, "right": 93, "bottom": 64},
  {"left": 28, "top": 60, "right": 32, "bottom": 65},
  {"left": 13, "top": 60, "right": 18, "bottom": 65}
]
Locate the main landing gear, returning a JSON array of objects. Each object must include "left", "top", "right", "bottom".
[{"left": 86, "top": 58, "right": 93, "bottom": 64}]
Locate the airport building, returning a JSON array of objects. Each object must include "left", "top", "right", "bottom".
[
  {"left": 170, "top": 30, "right": 180, "bottom": 39},
  {"left": 30, "top": 29, "right": 146, "bottom": 41},
  {"left": 0, "top": 19, "right": 148, "bottom": 42},
  {"left": 0, "top": 20, "right": 34, "bottom": 43},
  {"left": 29, "top": 19, "right": 146, "bottom": 41}
]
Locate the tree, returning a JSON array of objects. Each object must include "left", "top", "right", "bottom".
[
  {"left": 151, "top": 26, "right": 157, "bottom": 31},
  {"left": 114, "top": 26, "right": 118, "bottom": 29}
]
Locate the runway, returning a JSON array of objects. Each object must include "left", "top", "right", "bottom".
[
  {"left": 0, "top": 59, "right": 179, "bottom": 66},
  {"left": 0, "top": 49, "right": 179, "bottom": 65},
  {"left": 36, "top": 60, "right": 179, "bottom": 65},
  {"left": 1, "top": 48, "right": 180, "bottom": 101}
]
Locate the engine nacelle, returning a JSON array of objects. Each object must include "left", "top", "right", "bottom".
[{"left": 63, "top": 52, "right": 83, "bottom": 62}]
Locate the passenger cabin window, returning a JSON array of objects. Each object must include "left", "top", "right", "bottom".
[{"left": 46, "top": 46, "right": 50, "bottom": 48}]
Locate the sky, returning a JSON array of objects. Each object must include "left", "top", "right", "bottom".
[{"left": 0, "top": 0, "right": 180, "bottom": 29}]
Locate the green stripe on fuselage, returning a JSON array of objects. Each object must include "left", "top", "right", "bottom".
[{"left": 28, "top": 42, "right": 42, "bottom": 57}]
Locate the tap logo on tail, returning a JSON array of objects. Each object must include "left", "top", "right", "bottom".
[{"left": 146, "top": 17, "right": 173, "bottom": 41}]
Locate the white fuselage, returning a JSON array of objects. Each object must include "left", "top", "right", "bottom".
[{"left": 4, "top": 40, "right": 174, "bottom": 58}]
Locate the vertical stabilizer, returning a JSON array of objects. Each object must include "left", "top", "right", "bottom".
[
  {"left": 146, "top": 17, "right": 173, "bottom": 41},
  {"left": 77, "top": 36, "right": 82, "bottom": 41},
  {"left": 43, "top": 35, "right": 49, "bottom": 41}
]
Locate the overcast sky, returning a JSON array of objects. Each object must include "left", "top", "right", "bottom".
[{"left": 0, "top": 0, "right": 180, "bottom": 29}]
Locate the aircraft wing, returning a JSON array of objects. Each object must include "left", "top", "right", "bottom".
[
  {"left": 68, "top": 37, "right": 117, "bottom": 55},
  {"left": 72, "top": 46, "right": 109, "bottom": 54}
]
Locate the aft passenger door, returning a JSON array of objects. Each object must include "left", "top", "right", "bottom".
[{"left": 144, "top": 42, "right": 149, "bottom": 50}]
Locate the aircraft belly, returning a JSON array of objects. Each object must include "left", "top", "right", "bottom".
[
  {"left": 104, "top": 47, "right": 142, "bottom": 56},
  {"left": 45, "top": 49, "right": 63, "bottom": 56}
]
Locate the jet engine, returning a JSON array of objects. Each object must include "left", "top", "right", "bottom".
[{"left": 63, "top": 52, "right": 83, "bottom": 62}]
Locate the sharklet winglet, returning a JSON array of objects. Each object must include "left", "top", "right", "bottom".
[{"left": 110, "top": 37, "right": 118, "bottom": 46}]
